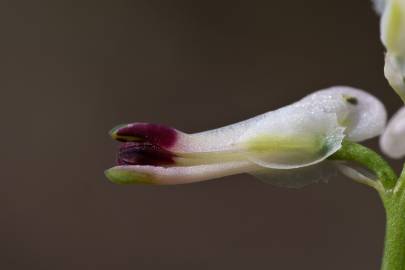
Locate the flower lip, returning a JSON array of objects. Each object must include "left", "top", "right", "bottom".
[{"left": 109, "top": 122, "right": 178, "bottom": 148}]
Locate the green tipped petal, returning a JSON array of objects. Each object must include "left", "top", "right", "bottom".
[
  {"left": 106, "top": 162, "right": 257, "bottom": 185},
  {"left": 105, "top": 167, "right": 155, "bottom": 185}
]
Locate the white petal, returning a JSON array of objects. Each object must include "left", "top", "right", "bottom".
[
  {"left": 170, "top": 86, "right": 385, "bottom": 169},
  {"left": 105, "top": 161, "right": 258, "bottom": 185},
  {"left": 380, "top": 106, "right": 405, "bottom": 158},
  {"left": 175, "top": 112, "right": 267, "bottom": 152},
  {"left": 106, "top": 159, "right": 338, "bottom": 187},
  {"left": 177, "top": 86, "right": 385, "bottom": 153},
  {"left": 300, "top": 86, "right": 387, "bottom": 142}
]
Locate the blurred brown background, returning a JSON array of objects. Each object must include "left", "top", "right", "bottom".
[{"left": 0, "top": 0, "right": 403, "bottom": 269}]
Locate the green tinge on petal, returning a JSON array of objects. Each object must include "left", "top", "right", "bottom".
[
  {"left": 246, "top": 134, "right": 325, "bottom": 154},
  {"left": 174, "top": 151, "right": 245, "bottom": 166},
  {"left": 381, "top": 0, "right": 405, "bottom": 102},
  {"left": 238, "top": 104, "right": 345, "bottom": 169},
  {"left": 244, "top": 134, "right": 335, "bottom": 169},
  {"left": 105, "top": 167, "right": 155, "bottom": 185},
  {"left": 382, "top": 0, "right": 405, "bottom": 55},
  {"left": 385, "top": 2, "right": 401, "bottom": 50}
]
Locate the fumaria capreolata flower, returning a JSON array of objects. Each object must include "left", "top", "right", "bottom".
[{"left": 105, "top": 86, "right": 386, "bottom": 187}]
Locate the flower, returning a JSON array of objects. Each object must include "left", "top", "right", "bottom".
[
  {"left": 374, "top": 0, "right": 405, "bottom": 157},
  {"left": 378, "top": 0, "right": 405, "bottom": 101},
  {"left": 380, "top": 106, "right": 405, "bottom": 158},
  {"left": 105, "top": 86, "right": 386, "bottom": 186}
]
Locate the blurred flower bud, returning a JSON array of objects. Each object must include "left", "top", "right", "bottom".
[{"left": 380, "top": 0, "right": 405, "bottom": 101}]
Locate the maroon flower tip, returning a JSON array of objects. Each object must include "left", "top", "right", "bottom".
[
  {"left": 110, "top": 123, "right": 178, "bottom": 148},
  {"left": 116, "top": 142, "right": 176, "bottom": 166}
]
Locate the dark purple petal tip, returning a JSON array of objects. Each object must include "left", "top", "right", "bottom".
[
  {"left": 117, "top": 142, "right": 176, "bottom": 166},
  {"left": 110, "top": 123, "right": 178, "bottom": 148}
]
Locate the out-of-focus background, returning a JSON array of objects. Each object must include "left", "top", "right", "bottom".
[{"left": 1, "top": 0, "right": 403, "bottom": 269}]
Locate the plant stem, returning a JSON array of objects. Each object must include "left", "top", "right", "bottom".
[
  {"left": 329, "top": 140, "right": 397, "bottom": 191},
  {"left": 329, "top": 141, "right": 405, "bottom": 270},
  {"left": 381, "top": 197, "right": 405, "bottom": 270},
  {"left": 381, "top": 167, "right": 405, "bottom": 270}
]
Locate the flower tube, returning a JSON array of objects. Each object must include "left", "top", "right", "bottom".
[{"left": 105, "top": 86, "right": 386, "bottom": 186}]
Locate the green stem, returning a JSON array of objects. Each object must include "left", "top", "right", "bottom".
[
  {"left": 381, "top": 167, "right": 405, "bottom": 270},
  {"left": 329, "top": 141, "right": 405, "bottom": 270},
  {"left": 329, "top": 140, "right": 397, "bottom": 191},
  {"left": 381, "top": 196, "right": 405, "bottom": 270}
]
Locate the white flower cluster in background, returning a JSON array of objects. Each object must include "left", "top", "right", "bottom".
[
  {"left": 381, "top": 0, "right": 405, "bottom": 101},
  {"left": 374, "top": 0, "right": 405, "bottom": 158}
]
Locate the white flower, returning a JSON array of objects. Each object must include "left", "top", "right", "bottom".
[{"left": 105, "top": 86, "right": 386, "bottom": 186}]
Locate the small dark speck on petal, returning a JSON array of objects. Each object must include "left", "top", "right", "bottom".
[{"left": 345, "top": 97, "right": 358, "bottom": 105}]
